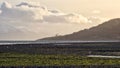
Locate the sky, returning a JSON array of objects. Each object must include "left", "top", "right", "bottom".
[
  {"left": 1, "top": 0, "right": 120, "bottom": 18},
  {"left": 0, "top": 0, "right": 119, "bottom": 40}
]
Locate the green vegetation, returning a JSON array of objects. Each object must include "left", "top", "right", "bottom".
[
  {"left": 0, "top": 42, "right": 120, "bottom": 66},
  {"left": 0, "top": 53, "right": 120, "bottom": 66}
]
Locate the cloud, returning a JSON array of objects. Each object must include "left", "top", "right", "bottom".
[
  {"left": 16, "top": 2, "right": 41, "bottom": 8},
  {"left": 1, "top": 1, "right": 12, "bottom": 9},
  {"left": 0, "top": 1, "right": 90, "bottom": 24},
  {"left": 0, "top": 1, "right": 105, "bottom": 40}
]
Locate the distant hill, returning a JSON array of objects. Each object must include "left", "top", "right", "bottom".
[{"left": 38, "top": 18, "right": 120, "bottom": 41}]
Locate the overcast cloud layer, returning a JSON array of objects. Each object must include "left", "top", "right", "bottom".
[{"left": 0, "top": 1, "right": 106, "bottom": 40}]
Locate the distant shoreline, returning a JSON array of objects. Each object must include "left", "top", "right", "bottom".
[{"left": 0, "top": 40, "right": 119, "bottom": 45}]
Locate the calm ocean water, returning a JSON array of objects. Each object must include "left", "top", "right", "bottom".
[{"left": 0, "top": 40, "right": 119, "bottom": 45}]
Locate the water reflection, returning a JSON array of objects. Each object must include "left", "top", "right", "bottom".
[{"left": 88, "top": 55, "right": 120, "bottom": 58}]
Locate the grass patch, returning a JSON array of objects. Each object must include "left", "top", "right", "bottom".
[{"left": 0, "top": 53, "right": 120, "bottom": 66}]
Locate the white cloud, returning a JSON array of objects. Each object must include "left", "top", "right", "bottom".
[
  {"left": 0, "top": 1, "right": 105, "bottom": 40},
  {"left": 16, "top": 2, "right": 41, "bottom": 7},
  {"left": 1, "top": 1, "right": 12, "bottom": 9},
  {"left": 0, "top": 1, "right": 90, "bottom": 24}
]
